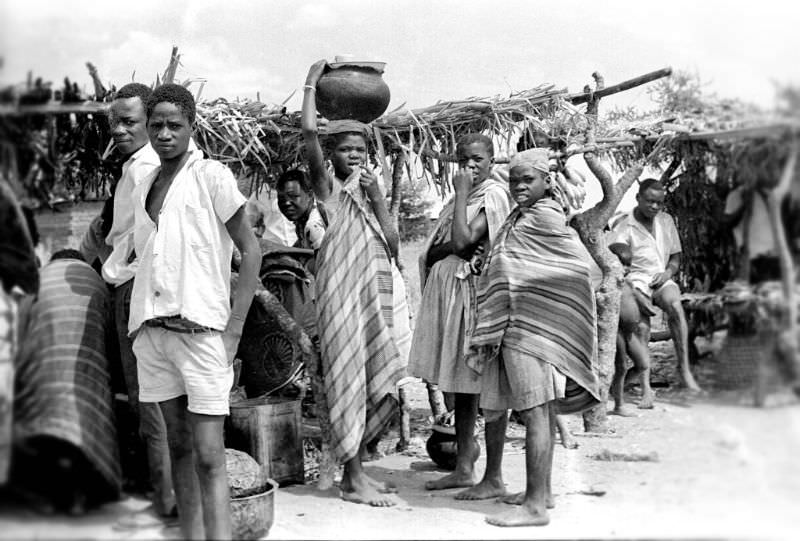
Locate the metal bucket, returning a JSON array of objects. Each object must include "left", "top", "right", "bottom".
[
  {"left": 230, "top": 478, "right": 278, "bottom": 539},
  {"left": 227, "top": 396, "right": 304, "bottom": 485}
]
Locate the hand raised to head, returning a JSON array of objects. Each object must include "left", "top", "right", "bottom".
[{"left": 305, "top": 59, "right": 329, "bottom": 86}]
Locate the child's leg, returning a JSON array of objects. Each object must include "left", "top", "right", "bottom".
[
  {"left": 425, "top": 393, "right": 479, "bottom": 490},
  {"left": 555, "top": 414, "right": 577, "bottom": 449},
  {"left": 486, "top": 402, "right": 553, "bottom": 527},
  {"left": 631, "top": 318, "right": 655, "bottom": 409},
  {"left": 159, "top": 396, "right": 204, "bottom": 540},
  {"left": 611, "top": 331, "right": 632, "bottom": 414},
  {"left": 456, "top": 409, "right": 507, "bottom": 500},
  {"left": 188, "top": 411, "right": 232, "bottom": 540},
  {"left": 613, "top": 286, "right": 645, "bottom": 415}
]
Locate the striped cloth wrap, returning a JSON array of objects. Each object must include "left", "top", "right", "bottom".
[
  {"left": 467, "top": 198, "right": 601, "bottom": 414},
  {"left": 315, "top": 168, "right": 406, "bottom": 464},
  {"left": 13, "top": 259, "right": 121, "bottom": 501}
]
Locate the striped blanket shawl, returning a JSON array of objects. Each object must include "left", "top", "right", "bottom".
[
  {"left": 13, "top": 259, "right": 121, "bottom": 500},
  {"left": 418, "top": 177, "right": 512, "bottom": 291},
  {"left": 316, "top": 169, "right": 405, "bottom": 463},
  {"left": 467, "top": 199, "right": 601, "bottom": 414}
]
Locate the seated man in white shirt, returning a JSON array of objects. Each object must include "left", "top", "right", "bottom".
[
  {"left": 128, "top": 84, "right": 260, "bottom": 540},
  {"left": 609, "top": 179, "right": 702, "bottom": 400}
]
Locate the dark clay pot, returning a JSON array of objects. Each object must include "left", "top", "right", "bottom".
[
  {"left": 315, "top": 64, "right": 391, "bottom": 124},
  {"left": 425, "top": 429, "right": 481, "bottom": 471}
]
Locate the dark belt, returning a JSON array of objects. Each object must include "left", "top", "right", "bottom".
[{"left": 143, "top": 316, "right": 217, "bottom": 335}]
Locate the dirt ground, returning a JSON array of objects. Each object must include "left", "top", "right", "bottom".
[{"left": 2, "top": 374, "right": 799, "bottom": 540}]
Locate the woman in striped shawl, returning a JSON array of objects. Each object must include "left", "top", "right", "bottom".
[
  {"left": 408, "top": 133, "right": 513, "bottom": 492},
  {"left": 463, "top": 149, "right": 601, "bottom": 527}
]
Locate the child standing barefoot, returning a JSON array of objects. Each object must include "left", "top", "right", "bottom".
[
  {"left": 464, "top": 149, "right": 601, "bottom": 526},
  {"left": 408, "top": 134, "right": 512, "bottom": 493},
  {"left": 302, "top": 60, "right": 411, "bottom": 506}
]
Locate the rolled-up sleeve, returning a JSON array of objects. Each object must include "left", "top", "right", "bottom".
[{"left": 205, "top": 162, "right": 247, "bottom": 224}]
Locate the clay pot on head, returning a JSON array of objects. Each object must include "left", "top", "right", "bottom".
[{"left": 315, "top": 63, "right": 391, "bottom": 124}]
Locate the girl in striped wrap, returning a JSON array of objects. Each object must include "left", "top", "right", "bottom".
[
  {"left": 462, "top": 149, "right": 601, "bottom": 527},
  {"left": 408, "top": 133, "right": 513, "bottom": 493},
  {"left": 302, "top": 60, "right": 412, "bottom": 507}
]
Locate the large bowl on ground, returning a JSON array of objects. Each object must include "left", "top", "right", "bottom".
[
  {"left": 230, "top": 478, "right": 278, "bottom": 539},
  {"left": 315, "top": 62, "right": 390, "bottom": 124}
]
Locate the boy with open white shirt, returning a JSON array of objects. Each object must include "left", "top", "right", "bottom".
[{"left": 129, "top": 84, "right": 260, "bottom": 540}]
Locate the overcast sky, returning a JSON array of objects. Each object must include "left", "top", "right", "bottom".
[{"left": 2, "top": 0, "right": 799, "bottom": 114}]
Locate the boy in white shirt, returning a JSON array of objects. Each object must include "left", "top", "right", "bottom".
[{"left": 129, "top": 84, "right": 260, "bottom": 540}]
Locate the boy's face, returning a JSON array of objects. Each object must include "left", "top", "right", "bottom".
[
  {"left": 509, "top": 164, "right": 548, "bottom": 207},
  {"left": 331, "top": 134, "right": 367, "bottom": 178},
  {"left": 635, "top": 187, "right": 665, "bottom": 220},
  {"left": 277, "top": 180, "right": 312, "bottom": 222},
  {"left": 109, "top": 97, "right": 149, "bottom": 156},
  {"left": 456, "top": 142, "right": 493, "bottom": 185},
  {"left": 147, "top": 102, "right": 193, "bottom": 161}
]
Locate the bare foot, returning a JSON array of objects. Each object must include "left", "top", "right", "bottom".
[
  {"left": 486, "top": 506, "right": 550, "bottom": 527},
  {"left": 455, "top": 478, "right": 506, "bottom": 500},
  {"left": 360, "top": 448, "right": 385, "bottom": 462},
  {"left": 638, "top": 390, "right": 655, "bottom": 409},
  {"left": 610, "top": 405, "right": 639, "bottom": 417},
  {"left": 499, "top": 491, "right": 555, "bottom": 509},
  {"left": 340, "top": 475, "right": 397, "bottom": 507},
  {"left": 367, "top": 476, "right": 398, "bottom": 494},
  {"left": 424, "top": 470, "right": 476, "bottom": 491},
  {"left": 560, "top": 432, "right": 579, "bottom": 449}
]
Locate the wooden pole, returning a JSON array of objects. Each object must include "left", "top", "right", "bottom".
[{"left": 568, "top": 67, "right": 673, "bottom": 104}]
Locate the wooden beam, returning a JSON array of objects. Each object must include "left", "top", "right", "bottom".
[
  {"left": 681, "top": 123, "right": 800, "bottom": 141},
  {"left": 568, "top": 67, "right": 673, "bottom": 104},
  {"left": 0, "top": 102, "right": 108, "bottom": 117}
]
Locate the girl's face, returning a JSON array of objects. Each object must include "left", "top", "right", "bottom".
[
  {"left": 509, "top": 164, "right": 548, "bottom": 207},
  {"left": 456, "top": 142, "right": 493, "bottom": 185},
  {"left": 331, "top": 134, "right": 367, "bottom": 178}
]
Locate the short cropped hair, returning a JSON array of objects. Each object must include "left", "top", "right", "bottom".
[
  {"left": 638, "top": 178, "right": 665, "bottom": 194},
  {"left": 146, "top": 83, "right": 196, "bottom": 123},
  {"left": 456, "top": 133, "right": 494, "bottom": 157},
  {"left": 114, "top": 82, "right": 152, "bottom": 103},
  {"left": 276, "top": 168, "right": 313, "bottom": 193},
  {"left": 50, "top": 249, "right": 85, "bottom": 263}
]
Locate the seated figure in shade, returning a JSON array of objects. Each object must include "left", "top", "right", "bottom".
[{"left": 11, "top": 249, "right": 121, "bottom": 515}]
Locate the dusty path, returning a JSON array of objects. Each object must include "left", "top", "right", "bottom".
[{"left": 2, "top": 383, "right": 798, "bottom": 540}]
